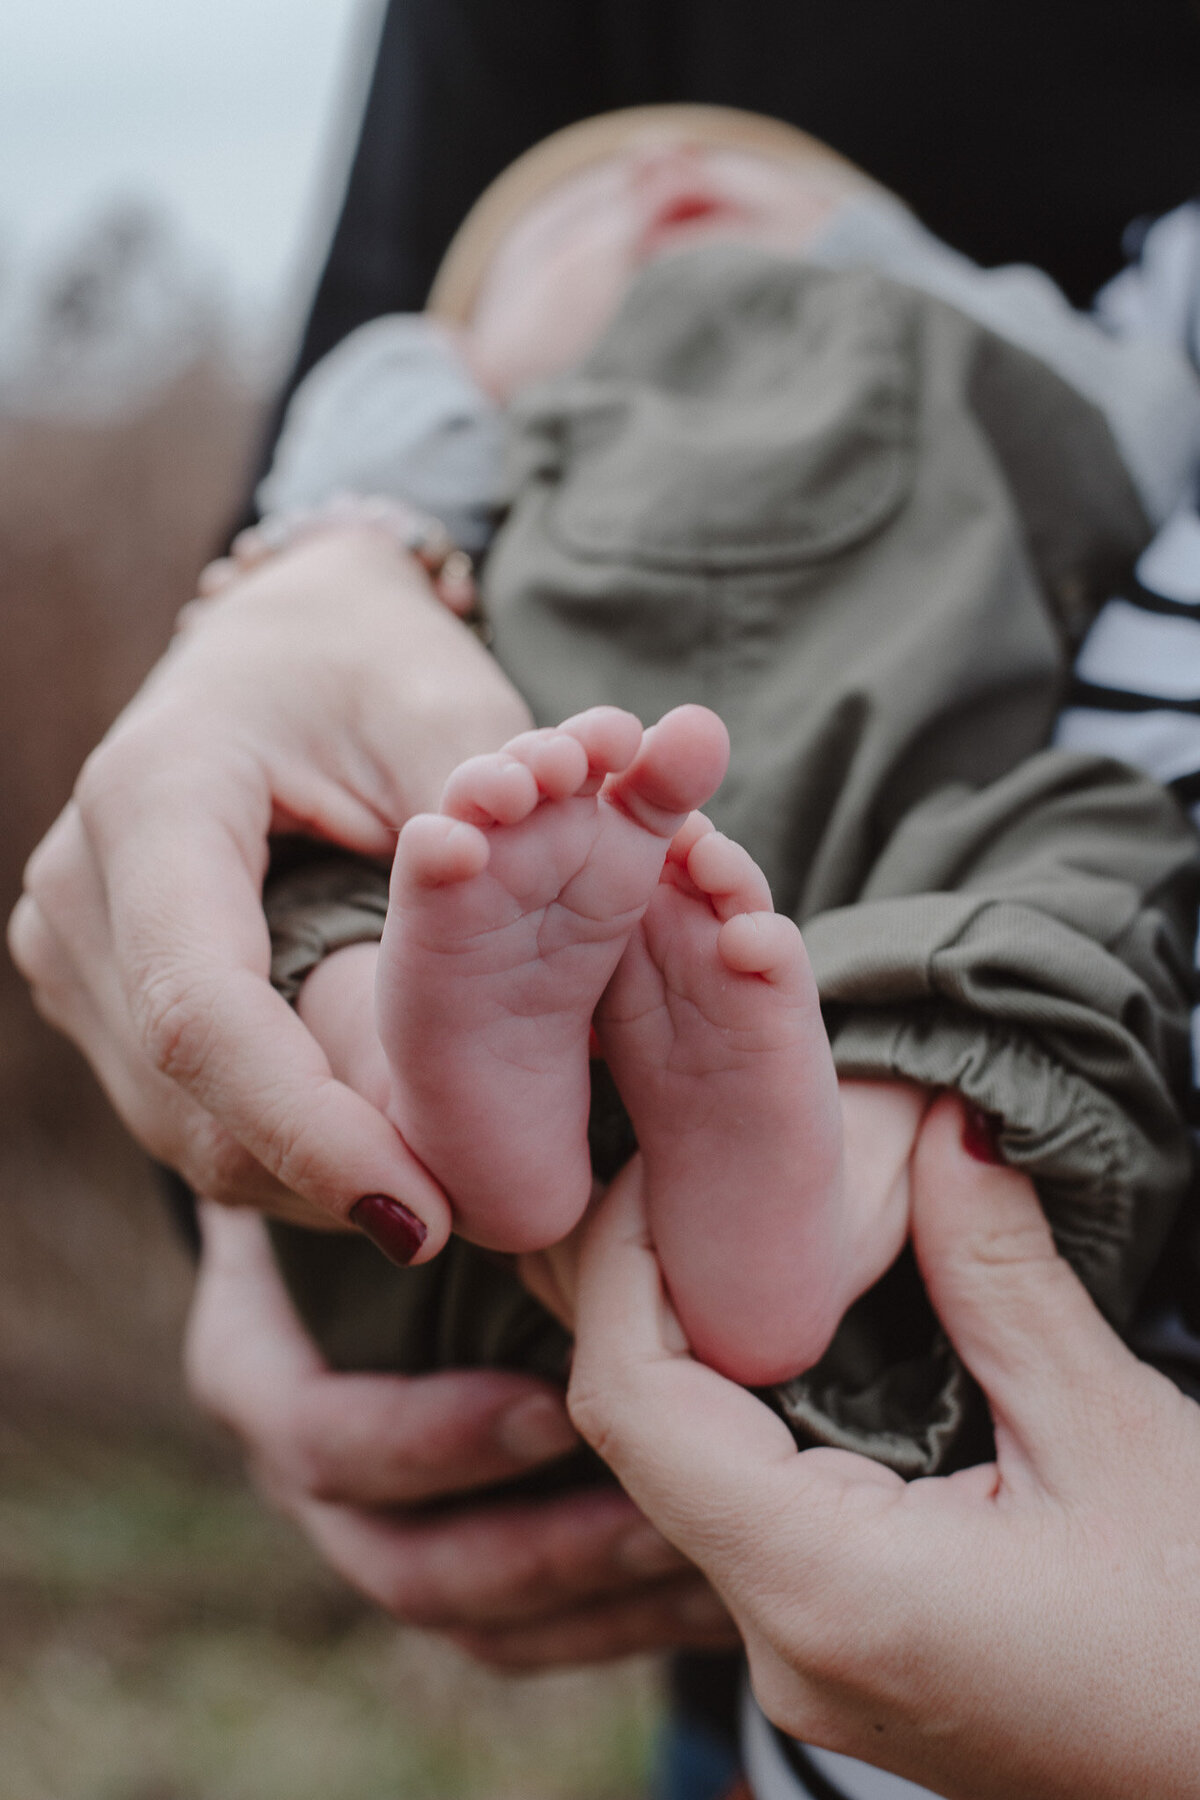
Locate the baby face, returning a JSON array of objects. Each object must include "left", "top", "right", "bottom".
[{"left": 462, "top": 141, "right": 856, "bottom": 400}]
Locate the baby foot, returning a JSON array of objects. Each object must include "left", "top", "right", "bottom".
[
  {"left": 596, "top": 816, "right": 845, "bottom": 1385},
  {"left": 377, "top": 705, "right": 730, "bottom": 1251}
]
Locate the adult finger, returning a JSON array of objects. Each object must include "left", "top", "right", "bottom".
[
  {"left": 76, "top": 756, "right": 451, "bottom": 1247},
  {"left": 264, "top": 1371, "right": 590, "bottom": 1508},
  {"left": 187, "top": 1206, "right": 583, "bottom": 1504},
  {"left": 910, "top": 1094, "right": 1143, "bottom": 1493},
  {"left": 190, "top": 1207, "right": 739, "bottom": 1667},
  {"left": 186, "top": 1204, "right": 329, "bottom": 1398},
  {"left": 17, "top": 803, "right": 369, "bottom": 1217},
  {"left": 10, "top": 884, "right": 313, "bottom": 1215},
  {"left": 287, "top": 1484, "right": 696, "bottom": 1633},
  {"left": 449, "top": 1576, "right": 738, "bottom": 1669},
  {"left": 569, "top": 1161, "right": 808, "bottom": 1560}
]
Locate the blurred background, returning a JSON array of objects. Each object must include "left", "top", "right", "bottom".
[{"left": 0, "top": 5, "right": 656, "bottom": 1794}]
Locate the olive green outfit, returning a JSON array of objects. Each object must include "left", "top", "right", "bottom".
[{"left": 268, "top": 248, "right": 1199, "bottom": 1477}]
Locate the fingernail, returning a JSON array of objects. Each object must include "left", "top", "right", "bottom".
[
  {"left": 494, "top": 1393, "right": 580, "bottom": 1464},
  {"left": 962, "top": 1105, "right": 1003, "bottom": 1165},
  {"left": 613, "top": 1522, "right": 686, "bottom": 1577},
  {"left": 350, "top": 1194, "right": 428, "bottom": 1266}
]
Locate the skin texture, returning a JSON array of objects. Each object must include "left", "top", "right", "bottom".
[{"left": 566, "top": 1095, "right": 1200, "bottom": 1799}]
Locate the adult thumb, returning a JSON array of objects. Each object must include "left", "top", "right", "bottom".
[{"left": 910, "top": 1094, "right": 1138, "bottom": 1492}]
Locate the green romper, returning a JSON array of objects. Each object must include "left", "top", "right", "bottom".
[{"left": 269, "top": 248, "right": 1200, "bottom": 1477}]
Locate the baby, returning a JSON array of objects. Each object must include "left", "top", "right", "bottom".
[{"left": 258, "top": 111, "right": 1200, "bottom": 1449}]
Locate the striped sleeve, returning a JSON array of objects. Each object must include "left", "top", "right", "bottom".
[
  {"left": 1054, "top": 500, "right": 1200, "bottom": 1113},
  {"left": 1055, "top": 504, "right": 1200, "bottom": 806}
]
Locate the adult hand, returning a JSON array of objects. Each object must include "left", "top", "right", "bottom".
[
  {"left": 187, "top": 1203, "right": 737, "bottom": 1668},
  {"left": 568, "top": 1094, "right": 1200, "bottom": 1799},
  {"left": 8, "top": 528, "right": 531, "bottom": 1236}
]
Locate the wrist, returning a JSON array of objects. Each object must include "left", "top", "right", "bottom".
[
  {"left": 199, "top": 494, "right": 477, "bottom": 617},
  {"left": 182, "top": 522, "right": 439, "bottom": 630}
]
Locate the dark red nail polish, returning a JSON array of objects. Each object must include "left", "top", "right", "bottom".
[
  {"left": 350, "top": 1194, "right": 427, "bottom": 1266},
  {"left": 962, "top": 1104, "right": 1003, "bottom": 1165}
]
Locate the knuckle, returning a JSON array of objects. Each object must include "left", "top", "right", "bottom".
[
  {"left": 76, "top": 718, "right": 206, "bottom": 843},
  {"left": 566, "top": 1367, "right": 631, "bottom": 1469},
  {"left": 20, "top": 808, "right": 91, "bottom": 925},
  {"left": 944, "top": 1220, "right": 1067, "bottom": 1320},
  {"left": 251, "top": 1109, "right": 329, "bottom": 1208},
  {"left": 135, "top": 966, "right": 219, "bottom": 1087},
  {"left": 971, "top": 1217, "right": 1058, "bottom": 1271},
  {"left": 22, "top": 827, "right": 74, "bottom": 907},
  {"left": 72, "top": 734, "right": 131, "bottom": 823},
  {"left": 7, "top": 910, "right": 83, "bottom": 1037},
  {"left": 7, "top": 894, "right": 54, "bottom": 986},
  {"left": 187, "top": 1112, "right": 307, "bottom": 1217}
]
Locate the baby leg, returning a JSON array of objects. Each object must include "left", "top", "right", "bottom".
[
  {"left": 378, "top": 705, "right": 729, "bottom": 1252},
  {"left": 597, "top": 818, "right": 847, "bottom": 1386}
]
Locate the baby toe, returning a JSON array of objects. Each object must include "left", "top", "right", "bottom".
[
  {"left": 665, "top": 811, "right": 716, "bottom": 870},
  {"left": 394, "top": 814, "right": 490, "bottom": 889},
  {"left": 441, "top": 752, "right": 540, "bottom": 827},
  {"left": 509, "top": 728, "right": 591, "bottom": 800},
  {"left": 717, "top": 910, "right": 808, "bottom": 985},
  {"left": 686, "top": 831, "right": 773, "bottom": 920},
  {"left": 557, "top": 706, "right": 644, "bottom": 793},
  {"left": 611, "top": 706, "right": 730, "bottom": 832}
]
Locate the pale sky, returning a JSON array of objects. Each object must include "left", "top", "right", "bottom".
[{"left": 0, "top": 0, "right": 380, "bottom": 322}]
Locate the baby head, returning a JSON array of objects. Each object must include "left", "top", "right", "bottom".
[{"left": 428, "top": 105, "right": 876, "bottom": 399}]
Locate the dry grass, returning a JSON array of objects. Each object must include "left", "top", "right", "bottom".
[{"left": 0, "top": 349, "right": 660, "bottom": 1797}]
